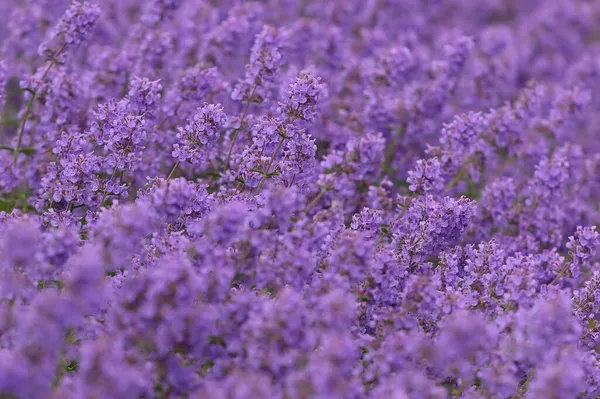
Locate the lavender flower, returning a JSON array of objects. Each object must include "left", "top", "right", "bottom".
[
  {"left": 2, "top": 1, "right": 600, "bottom": 397},
  {"left": 232, "top": 25, "right": 288, "bottom": 103},
  {"left": 38, "top": 1, "right": 100, "bottom": 59},
  {"left": 278, "top": 71, "right": 325, "bottom": 122},
  {"left": 407, "top": 157, "right": 443, "bottom": 193},
  {"left": 172, "top": 103, "right": 226, "bottom": 166},
  {"left": 567, "top": 226, "right": 600, "bottom": 278},
  {"left": 141, "top": 0, "right": 182, "bottom": 27},
  {"left": 126, "top": 76, "right": 162, "bottom": 120},
  {"left": 90, "top": 99, "right": 147, "bottom": 171}
]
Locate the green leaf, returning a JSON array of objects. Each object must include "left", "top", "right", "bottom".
[
  {"left": 208, "top": 335, "right": 226, "bottom": 347},
  {"left": 0, "top": 198, "right": 17, "bottom": 212},
  {"left": 588, "top": 318, "right": 596, "bottom": 330},
  {"left": 12, "top": 147, "right": 37, "bottom": 156},
  {"left": 359, "top": 295, "right": 371, "bottom": 303},
  {"left": 65, "top": 360, "right": 78, "bottom": 373},
  {"left": 65, "top": 328, "right": 80, "bottom": 345},
  {"left": 231, "top": 272, "right": 245, "bottom": 283},
  {"left": 194, "top": 171, "right": 221, "bottom": 179},
  {"left": 200, "top": 360, "right": 214, "bottom": 377},
  {"left": 173, "top": 347, "right": 188, "bottom": 355},
  {"left": 249, "top": 168, "right": 267, "bottom": 176}
]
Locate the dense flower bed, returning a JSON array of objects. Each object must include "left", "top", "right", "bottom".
[{"left": 1, "top": 0, "right": 600, "bottom": 397}]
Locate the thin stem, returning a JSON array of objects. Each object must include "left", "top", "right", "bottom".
[
  {"left": 549, "top": 258, "right": 574, "bottom": 286},
  {"left": 376, "top": 232, "right": 387, "bottom": 246},
  {"left": 255, "top": 135, "right": 285, "bottom": 195},
  {"left": 452, "top": 380, "right": 470, "bottom": 398},
  {"left": 224, "top": 85, "right": 257, "bottom": 169},
  {"left": 253, "top": 105, "right": 302, "bottom": 195},
  {"left": 162, "top": 178, "right": 172, "bottom": 204},
  {"left": 305, "top": 188, "right": 327, "bottom": 213},
  {"left": 156, "top": 101, "right": 182, "bottom": 130},
  {"left": 304, "top": 171, "right": 341, "bottom": 213},
  {"left": 167, "top": 160, "right": 180, "bottom": 180},
  {"left": 448, "top": 166, "right": 467, "bottom": 189},
  {"left": 13, "top": 46, "right": 65, "bottom": 164},
  {"left": 21, "top": 119, "right": 40, "bottom": 191},
  {"left": 98, "top": 166, "right": 118, "bottom": 209},
  {"left": 511, "top": 373, "right": 535, "bottom": 399},
  {"left": 208, "top": 159, "right": 218, "bottom": 171},
  {"left": 549, "top": 271, "right": 565, "bottom": 286},
  {"left": 380, "top": 123, "right": 406, "bottom": 181}
]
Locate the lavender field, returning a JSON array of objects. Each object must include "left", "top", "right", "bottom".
[{"left": 1, "top": 0, "right": 600, "bottom": 397}]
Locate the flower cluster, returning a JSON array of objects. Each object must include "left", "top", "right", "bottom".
[
  {"left": 2, "top": 0, "right": 600, "bottom": 398},
  {"left": 38, "top": 0, "right": 100, "bottom": 60},
  {"left": 172, "top": 103, "right": 227, "bottom": 166}
]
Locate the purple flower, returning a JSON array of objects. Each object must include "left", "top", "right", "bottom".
[
  {"left": 278, "top": 71, "right": 325, "bottom": 122},
  {"left": 567, "top": 226, "right": 600, "bottom": 278},
  {"left": 39, "top": 1, "right": 100, "bottom": 59},
  {"left": 126, "top": 76, "right": 162, "bottom": 120},
  {"left": 407, "top": 157, "right": 443, "bottom": 193},
  {"left": 232, "top": 25, "right": 288, "bottom": 103},
  {"left": 3, "top": 2, "right": 600, "bottom": 398},
  {"left": 172, "top": 103, "right": 226, "bottom": 166}
]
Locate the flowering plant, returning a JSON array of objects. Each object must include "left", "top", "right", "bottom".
[{"left": 1, "top": 0, "right": 600, "bottom": 397}]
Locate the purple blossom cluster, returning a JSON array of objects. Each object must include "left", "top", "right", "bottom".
[{"left": 2, "top": 0, "right": 600, "bottom": 398}]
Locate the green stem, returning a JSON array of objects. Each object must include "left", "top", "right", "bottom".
[
  {"left": 253, "top": 105, "right": 302, "bottom": 195},
  {"left": 255, "top": 135, "right": 286, "bottom": 195},
  {"left": 305, "top": 189, "right": 327, "bottom": 213},
  {"left": 548, "top": 274, "right": 562, "bottom": 286},
  {"left": 98, "top": 166, "right": 118, "bottom": 209},
  {"left": 304, "top": 171, "right": 341, "bottom": 213},
  {"left": 224, "top": 85, "right": 257, "bottom": 169},
  {"left": 381, "top": 123, "right": 406, "bottom": 180},
  {"left": 162, "top": 162, "right": 180, "bottom": 203},
  {"left": 156, "top": 101, "right": 181, "bottom": 130},
  {"left": 21, "top": 119, "right": 40, "bottom": 192},
  {"left": 549, "top": 258, "right": 574, "bottom": 286},
  {"left": 166, "top": 160, "right": 180, "bottom": 180},
  {"left": 511, "top": 373, "right": 535, "bottom": 399},
  {"left": 13, "top": 46, "right": 65, "bottom": 164}
]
